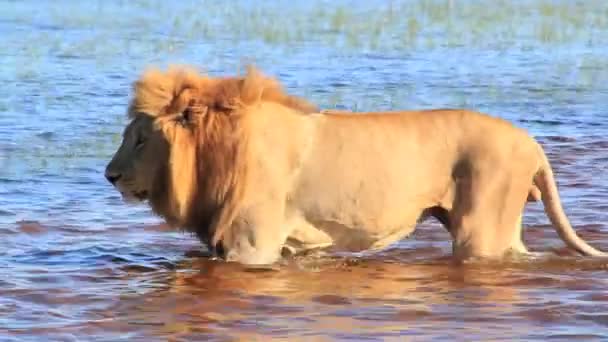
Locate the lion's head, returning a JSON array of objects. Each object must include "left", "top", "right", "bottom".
[
  {"left": 105, "top": 64, "right": 318, "bottom": 249},
  {"left": 104, "top": 114, "right": 167, "bottom": 203}
]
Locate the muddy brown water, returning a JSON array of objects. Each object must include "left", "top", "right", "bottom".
[
  {"left": 2, "top": 1, "right": 608, "bottom": 340},
  {"left": 3, "top": 216, "right": 608, "bottom": 341}
]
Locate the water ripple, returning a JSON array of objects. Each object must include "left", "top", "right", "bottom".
[{"left": 2, "top": 0, "right": 608, "bottom": 340}]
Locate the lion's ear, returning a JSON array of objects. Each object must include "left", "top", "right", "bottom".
[
  {"left": 170, "top": 87, "right": 194, "bottom": 113},
  {"left": 178, "top": 99, "right": 207, "bottom": 126},
  {"left": 166, "top": 87, "right": 201, "bottom": 125},
  {"left": 178, "top": 102, "right": 194, "bottom": 126},
  {"left": 238, "top": 66, "right": 266, "bottom": 106}
]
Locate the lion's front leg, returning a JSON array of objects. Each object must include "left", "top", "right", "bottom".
[{"left": 221, "top": 202, "right": 289, "bottom": 266}]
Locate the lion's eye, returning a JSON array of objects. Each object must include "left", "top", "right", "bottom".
[{"left": 135, "top": 136, "right": 146, "bottom": 149}]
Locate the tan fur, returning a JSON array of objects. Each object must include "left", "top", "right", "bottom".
[
  {"left": 321, "top": 109, "right": 544, "bottom": 204},
  {"left": 106, "top": 65, "right": 605, "bottom": 265}
]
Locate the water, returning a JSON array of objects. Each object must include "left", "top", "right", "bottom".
[{"left": 1, "top": 1, "right": 608, "bottom": 340}]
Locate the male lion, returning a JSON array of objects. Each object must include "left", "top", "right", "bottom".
[{"left": 105, "top": 65, "right": 606, "bottom": 265}]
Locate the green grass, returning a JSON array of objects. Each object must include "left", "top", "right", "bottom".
[{"left": 5, "top": 0, "right": 603, "bottom": 58}]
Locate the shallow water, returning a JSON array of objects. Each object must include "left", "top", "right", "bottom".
[{"left": 2, "top": 0, "right": 608, "bottom": 340}]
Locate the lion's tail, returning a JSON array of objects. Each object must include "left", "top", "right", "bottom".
[{"left": 533, "top": 142, "right": 606, "bottom": 257}]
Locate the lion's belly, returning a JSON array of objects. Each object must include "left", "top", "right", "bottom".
[
  {"left": 284, "top": 117, "right": 455, "bottom": 254},
  {"left": 286, "top": 178, "right": 437, "bottom": 254},
  {"left": 285, "top": 219, "right": 418, "bottom": 254},
  {"left": 283, "top": 207, "right": 421, "bottom": 254}
]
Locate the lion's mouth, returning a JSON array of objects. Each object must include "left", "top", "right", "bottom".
[
  {"left": 133, "top": 190, "right": 148, "bottom": 201},
  {"left": 119, "top": 190, "right": 148, "bottom": 202}
]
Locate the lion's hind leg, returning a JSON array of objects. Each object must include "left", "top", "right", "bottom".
[{"left": 449, "top": 167, "right": 532, "bottom": 261}]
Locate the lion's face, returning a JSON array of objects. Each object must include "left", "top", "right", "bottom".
[{"left": 105, "top": 115, "right": 169, "bottom": 203}]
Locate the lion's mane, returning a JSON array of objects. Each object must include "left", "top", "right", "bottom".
[{"left": 127, "top": 65, "right": 318, "bottom": 251}]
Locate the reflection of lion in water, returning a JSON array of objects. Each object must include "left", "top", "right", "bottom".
[{"left": 105, "top": 64, "right": 605, "bottom": 265}]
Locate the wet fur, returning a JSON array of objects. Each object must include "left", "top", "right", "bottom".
[{"left": 106, "top": 65, "right": 606, "bottom": 265}]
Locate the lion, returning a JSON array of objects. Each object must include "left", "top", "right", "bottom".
[{"left": 105, "top": 64, "right": 606, "bottom": 265}]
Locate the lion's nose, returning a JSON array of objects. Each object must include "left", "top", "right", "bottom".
[{"left": 105, "top": 171, "right": 122, "bottom": 185}]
